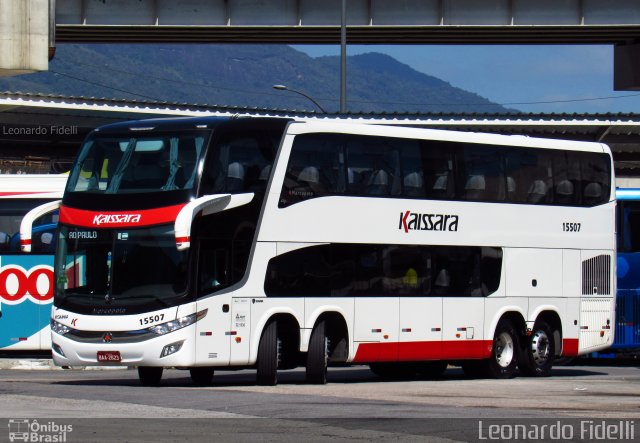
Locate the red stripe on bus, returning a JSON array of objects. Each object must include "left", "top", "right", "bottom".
[
  {"left": 0, "top": 192, "right": 50, "bottom": 197},
  {"left": 59, "top": 204, "right": 186, "bottom": 228},
  {"left": 561, "top": 338, "right": 579, "bottom": 357},
  {"left": 353, "top": 340, "right": 493, "bottom": 363}
]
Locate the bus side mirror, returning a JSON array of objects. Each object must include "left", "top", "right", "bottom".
[
  {"left": 174, "top": 193, "right": 254, "bottom": 251},
  {"left": 20, "top": 200, "right": 62, "bottom": 253}
]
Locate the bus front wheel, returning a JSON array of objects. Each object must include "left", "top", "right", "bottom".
[
  {"left": 306, "top": 320, "right": 328, "bottom": 384},
  {"left": 519, "top": 320, "right": 555, "bottom": 377},
  {"left": 138, "top": 366, "right": 163, "bottom": 386},
  {"left": 190, "top": 367, "right": 215, "bottom": 386},
  {"left": 257, "top": 320, "right": 280, "bottom": 386}
]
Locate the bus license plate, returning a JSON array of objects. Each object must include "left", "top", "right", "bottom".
[{"left": 97, "top": 351, "right": 121, "bottom": 362}]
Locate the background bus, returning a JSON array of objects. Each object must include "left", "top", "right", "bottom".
[
  {"left": 613, "top": 188, "right": 640, "bottom": 356},
  {"left": 0, "top": 174, "right": 67, "bottom": 351},
  {"left": 28, "top": 117, "right": 615, "bottom": 385}
]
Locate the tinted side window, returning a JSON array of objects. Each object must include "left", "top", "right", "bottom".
[
  {"left": 414, "top": 141, "right": 455, "bottom": 200},
  {"left": 202, "top": 132, "right": 276, "bottom": 197},
  {"left": 580, "top": 152, "right": 611, "bottom": 207},
  {"left": 552, "top": 151, "right": 581, "bottom": 205},
  {"left": 264, "top": 244, "right": 502, "bottom": 298},
  {"left": 505, "top": 148, "right": 553, "bottom": 204},
  {"left": 618, "top": 201, "right": 640, "bottom": 252},
  {"left": 457, "top": 145, "right": 506, "bottom": 202},
  {"left": 0, "top": 200, "right": 58, "bottom": 254},
  {"left": 346, "top": 136, "right": 401, "bottom": 197},
  {"left": 279, "top": 134, "right": 344, "bottom": 208}
]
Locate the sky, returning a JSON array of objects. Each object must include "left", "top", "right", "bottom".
[{"left": 292, "top": 44, "right": 640, "bottom": 114}]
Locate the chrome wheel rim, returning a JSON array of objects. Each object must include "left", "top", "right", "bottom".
[
  {"left": 531, "top": 330, "right": 550, "bottom": 366},
  {"left": 495, "top": 332, "right": 515, "bottom": 368}
]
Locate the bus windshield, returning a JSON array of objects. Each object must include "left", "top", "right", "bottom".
[
  {"left": 56, "top": 225, "right": 190, "bottom": 311},
  {"left": 66, "top": 133, "right": 207, "bottom": 194}
]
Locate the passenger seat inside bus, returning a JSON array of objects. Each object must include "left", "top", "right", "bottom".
[
  {"left": 555, "top": 179, "right": 575, "bottom": 205},
  {"left": 464, "top": 174, "right": 486, "bottom": 200},
  {"left": 226, "top": 162, "right": 246, "bottom": 192},
  {"left": 527, "top": 179, "right": 548, "bottom": 203},
  {"left": 583, "top": 182, "right": 603, "bottom": 205},
  {"left": 367, "top": 169, "right": 390, "bottom": 196},
  {"left": 403, "top": 171, "right": 424, "bottom": 197}
]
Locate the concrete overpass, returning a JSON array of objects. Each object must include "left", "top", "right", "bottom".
[{"left": 4, "top": 0, "right": 640, "bottom": 87}]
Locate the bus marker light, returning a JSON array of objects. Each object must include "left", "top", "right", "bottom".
[
  {"left": 455, "top": 333, "right": 461, "bottom": 338},
  {"left": 371, "top": 329, "right": 381, "bottom": 333},
  {"left": 401, "top": 328, "right": 411, "bottom": 333},
  {"left": 235, "top": 337, "right": 242, "bottom": 343},
  {"left": 383, "top": 335, "right": 389, "bottom": 339},
  {"left": 225, "top": 331, "right": 237, "bottom": 336},
  {"left": 200, "top": 332, "right": 212, "bottom": 336},
  {"left": 600, "top": 331, "right": 605, "bottom": 337}
]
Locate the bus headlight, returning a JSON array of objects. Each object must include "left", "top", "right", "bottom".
[
  {"left": 51, "top": 319, "right": 71, "bottom": 336},
  {"left": 148, "top": 309, "right": 207, "bottom": 336}
]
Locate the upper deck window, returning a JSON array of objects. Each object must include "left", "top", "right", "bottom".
[
  {"left": 279, "top": 133, "right": 612, "bottom": 208},
  {"left": 67, "top": 133, "right": 206, "bottom": 194}
]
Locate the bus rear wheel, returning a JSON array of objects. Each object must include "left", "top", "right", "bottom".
[
  {"left": 256, "top": 320, "right": 280, "bottom": 386},
  {"left": 190, "top": 367, "right": 215, "bottom": 386},
  {"left": 138, "top": 366, "right": 163, "bottom": 386},
  {"left": 306, "top": 320, "right": 328, "bottom": 384},
  {"left": 485, "top": 318, "right": 518, "bottom": 379},
  {"left": 519, "top": 320, "right": 555, "bottom": 377}
]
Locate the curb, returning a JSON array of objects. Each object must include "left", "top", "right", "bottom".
[{"left": 0, "top": 359, "right": 129, "bottom": 370}]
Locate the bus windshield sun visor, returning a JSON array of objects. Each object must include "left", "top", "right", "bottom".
[{"left": 174, "top": 193, "right": 254, "bottom": 251}]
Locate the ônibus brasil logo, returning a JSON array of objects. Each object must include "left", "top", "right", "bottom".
[
  {"left": 399, "top": 210, "right": 459, "bottom": 233},
  {"left": 93, "top": 213, "right": 141, "bottom": 226}
]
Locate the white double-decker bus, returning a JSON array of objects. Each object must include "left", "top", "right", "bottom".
[{"left": 22, "top": 117, "right": 615, "bottom": 385}]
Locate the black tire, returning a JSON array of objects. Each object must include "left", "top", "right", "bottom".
[
  {"left": 519, "top": 320, "right": 555, "bottom": 377},
  {"left": 484, "top": 318, "right": 519, "bottom": 379},
  {"left": 256, "top": 320, "right": 280, "bottom": 386},
  {"left": 190, "top": 367, "right": 215, "bottom": 386},
  {"left": 416, "top": 361, "right": 448, "bottom": 379},
  {"left": 306, "top": 320, "right": 328, "bottom": 384},
  {"left": 138, "top": 366, "right": 163, "bottom": 386}
]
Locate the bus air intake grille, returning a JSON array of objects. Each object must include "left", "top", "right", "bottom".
[{"left": 581, "top": 255, "right": 611, "bottom": 296}]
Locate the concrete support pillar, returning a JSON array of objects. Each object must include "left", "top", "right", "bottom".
[
  {"left": 614, "top": 42, "right": 640, "bottom": 90},
  {"left": 0, "top": 0, "right": 49, "bottom": 77}
]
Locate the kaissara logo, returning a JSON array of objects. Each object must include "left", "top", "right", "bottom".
[
  {"left": 92, "top": 213, "right": 141, "bottom": 226},
  {"left": 399, "top": 210, "right": 459, "bottom": 233},
  {"left": 0, "top": 265, "right": 53, "bottom": 304}
]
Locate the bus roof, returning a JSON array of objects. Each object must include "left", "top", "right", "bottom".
[{"left": 93, "top": 116, "right": 290, "bottom": 134}]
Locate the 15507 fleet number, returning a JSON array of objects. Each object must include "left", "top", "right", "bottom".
[
  {"left": 139, "top": 314, "right": 165, "bottom": 325},
  {"left": 562, "top": 222, "right": 581, "bottom": 232}
]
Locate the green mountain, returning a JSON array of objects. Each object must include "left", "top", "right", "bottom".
[{"left": 0, "top": 44, "right": 509, "bottom": 113}]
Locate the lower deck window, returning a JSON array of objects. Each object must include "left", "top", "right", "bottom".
[{"left": 264, "top": 243, "right": 502, "bottom": 298}]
